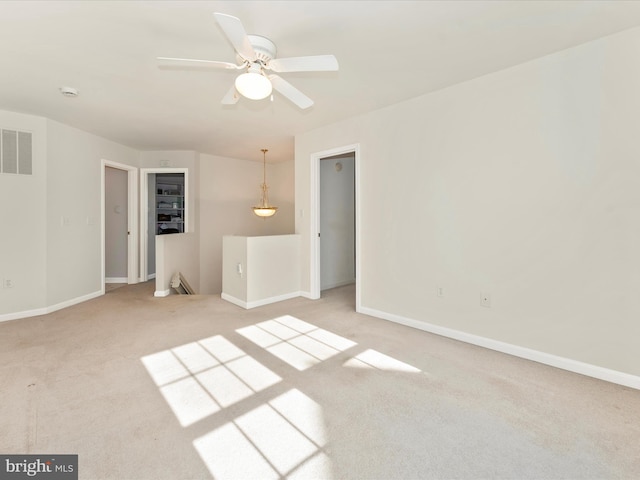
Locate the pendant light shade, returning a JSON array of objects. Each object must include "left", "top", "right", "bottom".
[{"left": 252, "top": 149, "right": 278, "bottom": 218}]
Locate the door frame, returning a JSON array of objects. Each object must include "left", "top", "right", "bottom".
[
  {"left": 310, "top": 143, "right": 361, "bottom": 309},
  {"left": 101, "top": 159, "right": 139, "bottom": 291},
  {"left": 139, "top": 167, "right": 189, "bottom": 282}
]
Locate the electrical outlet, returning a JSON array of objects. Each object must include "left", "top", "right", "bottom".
[
  {"left": 4, "top": 278, "right": 14, "bottom": 289},
  {"left": 481, "top": 292, "right": 491, "bottom": 308},
  {"left": 437, "top": 286, "right": 444, "bottom": 298}
]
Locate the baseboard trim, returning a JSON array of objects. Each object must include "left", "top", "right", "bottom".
[
  {"left": 299, "top": 291, "right": 319, "bottom": 300},
  {"left": 105, "top": 277, "right": 127, "bottom": 284},
  {"left": 0, "top": 307, "right": 48, "bottom": 323},
  {"left": 246, "top": 292, "right": 301, "bottom": 309},
  {"left": 0, "top": 290, "right": 103, "bottom": 323},
  {"left": 154, "top": 289, "right": 170, "bottom": 297},
  {"left": 222, "top": 291, "right": 302, "bottom": 309},
  {"left": 221, "top": 293, "right": 248, "bottom": 309},
  {"left": 321, "top": 279, "right": 356, "bottom": 291},
  {"left": 358, "top": 305, "right": 640, "bottom": 391}
]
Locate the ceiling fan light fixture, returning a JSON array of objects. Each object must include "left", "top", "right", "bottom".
[
  {"left": 235, "top": 64, "right": 272, "bottom": 100},
  {"left": 159, "top": 14, "right": 338, "bottom": 109}
]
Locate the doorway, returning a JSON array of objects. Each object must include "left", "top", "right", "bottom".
[
  {"left": 320, "top": 153, "right": 355, "bottom": 291},
  {"left": 105, "top": 167, "right": 128, "bottom": 284},
  {"left": 140, "top": 168, "right": 188, "bottom": 281},
  {"left": 101, "top": 159, "right": 138, "bottom": 292},
  {"left": 311, "top": 144, "right": 360, "bottom": 308}
]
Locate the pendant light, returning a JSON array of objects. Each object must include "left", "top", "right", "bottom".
[{"left": 252, "top": 148, "right": 278, "bottom": 218}]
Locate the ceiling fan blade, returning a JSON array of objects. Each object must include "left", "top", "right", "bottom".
[
  {"left": 221, "top": 84, "right": 240, "bottom": 105},
  {"left": 213, "top": 13, "right": 256, "bottom": 62},
  {"left": 268, "top": 75, "right": 314, "bottom": 109},
  {"left": 269, "top": 55, "right": 339, "bottom": 73},
  {"left": 157, "top": 57, "right": 240, "bottom": 70}
]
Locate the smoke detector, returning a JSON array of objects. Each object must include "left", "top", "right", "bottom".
[{"left": 60, "top": 86, "right": 79, "bottom": 97}]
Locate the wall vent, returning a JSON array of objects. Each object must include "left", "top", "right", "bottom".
[{"left": 1, "top": 129, "right": 32, "bottom": 175}]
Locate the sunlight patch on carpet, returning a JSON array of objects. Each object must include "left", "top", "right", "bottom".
[
  {"left": 140, "top": 317, "right": 418, "bottom": 479},
  {"left": 237, "top": 315, "right": 357, "bottom": 371},
  {"left": 194, "top": 388, "right": 332, "bottom": 480},
  {"left": 343, "top": 348, "right": 421, "bottom": 373},
  {"left": 141, "top": 335, "right": 282, "bottom": 426}
]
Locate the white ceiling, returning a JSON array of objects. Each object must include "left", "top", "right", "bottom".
[{"left": 1, "top": 1, "right": 640, "bottom": 163}]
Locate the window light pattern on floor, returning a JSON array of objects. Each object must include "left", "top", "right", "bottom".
[
  {"left": 194, "top": 388, "right": 331, "bottom": 480},
  {"left": 236, "top": 315, "right": 357, "bottom": 371},
  {"left": 141, "top": 335, "right": 281, "bottom": 426},
  {"left": 343, "top": 348, "right": 421, "bottom": 372},
  {"left": 141, "top": 315, "right": 422, "bottom": 479}
]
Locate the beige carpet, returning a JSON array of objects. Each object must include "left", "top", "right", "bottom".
[
  {"left": 1, "top": 282, "right": 639, "bottom": 479},
  {"left": 105, "top": 283, "right": 127, "bottom": 293}
]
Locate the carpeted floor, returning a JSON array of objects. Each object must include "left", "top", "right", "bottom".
[
  {"left": 105, "top": 283, "right": 127, "bottom": 293},
  {"left": 1, "top": 282, "right": 639, "bottom": 479}
]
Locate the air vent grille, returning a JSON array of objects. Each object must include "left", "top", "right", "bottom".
[{"left": 1, "top": 129, "right": 32, "bottom": 175}]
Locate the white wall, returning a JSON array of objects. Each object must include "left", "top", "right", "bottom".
[
  {"left": 46, "top": 119, "right": 139, "bottom": 306},
  {"left": 155, "top": 232, "right": 199, "bottom": 296},
  {"left": 247, "top": 235, "right": 300, "bottom": 304},
  {"left": 221, "top": 235, "right": 247, "bottom": 302},
  {"left": 105, "top": 167, "right": 128, "bottom": 279},
  {"left": 1, "top": 111, "right": 141, "bottom": 319},
  {"left": 0, "top": 111, "right": 47, "bottom": 316},
  {"left": 198, "top": 154, "right": 295, "bottom": 294},
  {"left": 296, "top": 27, "right": 640, "bottom": 379},
  {"left": 221, "top": 234, "right": 300, "bottom": 309},
  {"left": 270, "top": 159, "right": 296, "bottom": 234},
  {"left": 320, "top": 154, "right": 355, "bottom": 290}
]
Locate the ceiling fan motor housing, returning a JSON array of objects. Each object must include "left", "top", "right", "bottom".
[{"left": 243, "top": 34, "right": 277, "bottom": 64}]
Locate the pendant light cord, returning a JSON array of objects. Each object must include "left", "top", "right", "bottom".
[{"left": 262, "top": 148, "right": 267, "bottom": 185}]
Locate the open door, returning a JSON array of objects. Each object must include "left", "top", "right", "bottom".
[
  {"left": 310, "top": 144, "right": 361, "bottom": 309},
  {"left": 319, "top": 153, "right": 356, "bottom": 291},
  {"left": 101, "top": 159, "right": 138, "bottom": 292},
  {"left": 105, "top": 166, "right": 128, "bottom": 284}
]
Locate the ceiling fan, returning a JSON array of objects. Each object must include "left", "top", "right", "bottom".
[{"left": 157, "top": 12, "right": 339, "bottom": 109}]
